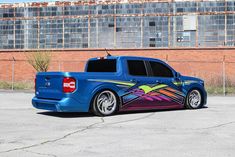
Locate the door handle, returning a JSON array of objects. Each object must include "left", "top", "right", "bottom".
[
  {"left": 156, "top": 80, "right": 162, "bottom": 84},
  {"left": 130, "top": 79, "right": 139, "bottom": 83}
]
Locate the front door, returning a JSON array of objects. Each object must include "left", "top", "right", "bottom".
[{"left": 146, "top": 61, "right": 185, "bottom": 108}]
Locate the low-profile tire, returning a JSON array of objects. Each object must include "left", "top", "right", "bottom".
[
  {"left": 185, "top": 89, "right": 203, "bottom": 109},
  {"left": 92, "top": 90, "right": 119, "bottom": 116}
]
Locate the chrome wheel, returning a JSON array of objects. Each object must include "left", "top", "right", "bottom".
[
  {"left": 96, "top": 90, "right": 117, "bottom": 115},
  {"left": 188, "top": 90, "right": 201, "bottom": 108}
]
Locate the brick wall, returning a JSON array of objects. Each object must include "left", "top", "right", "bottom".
[{"left": 0, "top": 48, "right": 235, "bottom": 86}]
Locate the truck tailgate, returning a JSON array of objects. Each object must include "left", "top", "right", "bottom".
[{"left": 36, "top": 72, "right": 65, "bottom": 100}]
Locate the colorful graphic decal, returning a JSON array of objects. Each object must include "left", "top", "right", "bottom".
[
  {"left": 88, "top": 79, "right": 135, "bottom": 87},
  {"left": 120, "top": 84, "right": 185, "bottom": 110},
  {"left": 88, "top": 79, "right": 186, "bottom": 111},
  {"left": 139, "top": 84, "right": 168, "bottom": 94}
]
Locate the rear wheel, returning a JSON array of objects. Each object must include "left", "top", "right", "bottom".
[
  {"left": 92, "top": 90, "right": 118, "bottom": 116},
  {"left": 185, "top": 89, "right": 203, "bottom": 109}
]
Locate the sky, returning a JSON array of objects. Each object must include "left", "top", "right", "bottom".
[{"left": 0, "top": 0, "right": 63, "bottom": 3}]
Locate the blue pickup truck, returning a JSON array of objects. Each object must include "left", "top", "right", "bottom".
[{"left": 32, "top": 56, "right": 207, "bottom": 116}]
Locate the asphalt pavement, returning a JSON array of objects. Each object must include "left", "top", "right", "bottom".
[{"left": 0, "top": 92, "right": 234, "bottom": 157}]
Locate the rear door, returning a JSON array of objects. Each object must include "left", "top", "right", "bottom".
[{"left": 121, "top": 59, "right": 158, "bottom": 110}]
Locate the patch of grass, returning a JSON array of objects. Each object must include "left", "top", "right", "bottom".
[
  {"left": 225, "top": 87, "right": 235, "bottom": 95},
  {"left": 206, "top": 86, "right": 235, "bottom": 95},
  {"left": 0, "top": 81, "right": 34, "bottom": 90},
  {"left": 206, "top": 86, "right": 224, "bottom": 95},
  {"left": 0, "top": 81, "right": 12, "bottom": 89}
]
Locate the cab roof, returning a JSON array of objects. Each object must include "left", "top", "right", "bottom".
[{"left": 89, "top": 55, "right": 164, "bottom": 63}]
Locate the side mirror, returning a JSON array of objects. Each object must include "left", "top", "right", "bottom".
[{"left": 175, "top": 72, "right": 181, "bottom": 78}]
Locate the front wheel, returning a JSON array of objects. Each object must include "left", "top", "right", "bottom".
[
  {"left": 185, "top": 89, "right": 203, "bottom": 109},
  {"left": 92, "top": 90, "right": 118, "bottom": 116}
]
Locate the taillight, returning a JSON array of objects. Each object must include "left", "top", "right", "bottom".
[{"left": 63, "top": 77, "right": 76, "bottom": 93}]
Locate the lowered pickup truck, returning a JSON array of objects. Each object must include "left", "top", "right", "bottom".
[{"left": 32, "top": 56, "right": 207, "bottom": 116}]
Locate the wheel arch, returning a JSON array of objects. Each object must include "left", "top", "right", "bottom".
[
  {"left": 185, "top": 86, "right": 205, "bottom": 107},
  {"left": 88, "top": 85, "right": 122, "bottom": 112}
]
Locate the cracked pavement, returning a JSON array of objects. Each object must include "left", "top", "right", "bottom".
[{"left": 0, "top": 92, "right": 235, "bottom": 157}]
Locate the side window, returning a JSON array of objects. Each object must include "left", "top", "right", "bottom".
[
  {"left": 127, "top": 60, "right": 147, "bottom": 76},
  {"left": 150, "top": 61, "right": 173, "bottom": 78}
]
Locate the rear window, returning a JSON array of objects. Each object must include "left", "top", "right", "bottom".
[
  {"left": 87, "top": 59, "right": 117, "bottom": 72},
  {"left": 127, "top": 60, "right": 147, "bottom": 76}
]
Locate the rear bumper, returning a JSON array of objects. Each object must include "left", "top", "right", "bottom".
[{"left": 32, "top": 96, "right": 88, "bottom": 112}]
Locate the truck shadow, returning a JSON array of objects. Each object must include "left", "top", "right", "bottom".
[
  {"left": 119, "top": 106, "right": 208, "bottom": 116},
  {"left": 37, "top": 112, "right": 94, "bottom": 118},
  {"left": 37, "top": 106, "right": 207, "bottom": 118}
]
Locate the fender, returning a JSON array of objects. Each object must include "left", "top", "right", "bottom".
[{"left": 184, "top": 83, "right": 205, "bottom": 94}]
